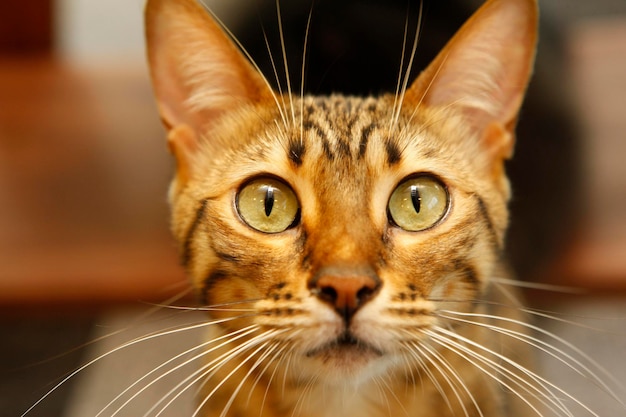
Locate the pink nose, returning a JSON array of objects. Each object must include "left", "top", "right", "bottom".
[{"left": 310, "top": 268, "right": 381, "bottom": 322}]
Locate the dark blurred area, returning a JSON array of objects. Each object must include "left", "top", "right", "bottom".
[
  {"left": 0, "top": 1, "right": 53, "bottom": 55},
  {"left": 1, "top": 1, "right": 625, "bottom": 416}
]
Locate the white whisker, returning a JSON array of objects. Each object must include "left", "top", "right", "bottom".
[
  {"left": 246, "top": 341, "right": 291, "bottom": 411},
  {"left": 391, "top": 1, "right": 424, "bottom": 131},
  {"left": 382, "top": 371, "right": 410, "bottom": 417},
  {"left": 439, "top": 309, "right": 626, "bottom": 404},
  {"left": 491, "top": 277, "right": 586, "bottom": 294},
  {"left": 274, "top": 0, "right": 296, "bottom": 127},
  {"left": 20, "top": 315, "right": 249, "bottom": 417},
  {"left": 429, "top": 326, "right": 602, "bottom": 416},
  {"left": 153, "top": 305, "right": 258, "bottom": 313},
  {"left": 416, "top": 341, "right": 484, "bottom": 417},
  {"left": 192, "top": 338, "right": 277, "bottom": 417},
  {"left": 404, "top": 341, "right": 456, "bottom": 414},
  {"left": 372, "top": 376, "right": 393, "bottom": 416},
  {"left": 218, "top": 341, "right": 281, "bottom": 417},
  {"left": 299, "top": 6, "right": 314, "bottom": 146},
  {"left": 291, "top": 370, "right": 320, "bottom": 417},
  {"left": 390, "top": 10, "right": 411, "bottom": 132},
  {"left": 103, "top": 325, "right": 259, "bottom": 417},
  {"left": 172, "top": 329, "right": 284, "bottom": 417},
  {"left": 143, "top": 328, "right": 280, "bottom": 417},
  {"left": 426, "top": 329, "right": 562, "bottom": 417},
  {"left": 261, "top": 26, "right": 291, "bottom": 130},
  {"left": 199, "top": 1, "right": 290, "bottom": 130}
]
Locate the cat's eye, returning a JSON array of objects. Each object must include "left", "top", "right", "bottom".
[
  {"left": 237, "top": 178, "right": 300, "bottom": 233},
  {"left": 388, "top": 175, "right": 449, "bottom": 232}
]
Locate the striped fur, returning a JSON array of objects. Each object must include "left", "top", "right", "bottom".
[{"left": 145, "top": 0, "right": 545, "bottom": 416}]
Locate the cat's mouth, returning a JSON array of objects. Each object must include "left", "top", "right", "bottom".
[{"left": 305, "top": 331, "right": 384, "bottom": 360}]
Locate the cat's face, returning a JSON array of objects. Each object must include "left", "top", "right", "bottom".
[
  {"left": 146, "top": 0, "right": 536, "bottom": 385},
  {"left": 171, "top": 94, "right": 509, "bottom": 381}
]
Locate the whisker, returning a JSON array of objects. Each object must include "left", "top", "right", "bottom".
[
  {"left": 151, "top": 304, "right": 257, "bottom": 313},
  {"left": 412, "top": 342, "right": 473, "bottom": 417},
  {"left": 281, "top": 346, "right": 296, "bottom": 398},
  {"left": 403, "top": 342, "right": 456, "bottom": 414},
  {"left": 518, "top": 307, "right": 626, "bottom": 335},
  {"left": 246, "top": 340, "right": 292, "bottom": 411},
  {"left": 199, "top": 1, "right": 290, "bottom": 130},
  {"left": 390, "top": 8, "right": 411, "bottom": 133},
  {"left": 372, "top": 376, "right": 393, "bottom": 416},
  {"left": 369, "top": 377, "right": 385, "bottom": 410},
  {"left": 391, "top": 0, "right": 424, "bottom": 131},
  {"left": 299, "top": 5, "right": 314, "bottom": 147},
  {"left": 415, "top": 341, "right": 484, "bottom": 417},
  {"left": 101, "top": 325, "right": 260, "bottom": 417},
  {"left": 382, "top": 371, "right": 410, "bottom": 417},
  {"left": 291, "top": 371, "right": 320, "bottom": 417},
  {"left": 398, "top": 349, "right": 418, "bottom": 395},
  {"left": 438, "top": 309, "right": 626, "bottom": 404},
  {"left": 274, "top": 0, "right": 296, "bottom": 126},
  {"left": 425, "top": 329, "right": 564, "bottom": 417},
  {"left": 17, "top": 289, "right": 192, "bottom": 373},
  {"left": 261, "top": 25, "right": 291, "bottom": 129},
  {"left": 20, "top": 314, "right": 252, "bottom": 417},
  {"left": 147, "top": 329, "right": 283, "bottom": 417},
  {"left": 192, "top": 340, "right": 275, "bottom": 417},
  {"left": 148, "top": 297, "right": 264, "bottom": 311},
  {"left": 429, "top": 326, "right": 601, "bottom": 416},
  {"left": 430, "top": 295, "right": 625, "bottom": 331},
  {"left": 491, "top": 277, "right": 587, "bottom": 294},
  {"left": 218, "top": 341, "right": 282, "bottom": 417}
]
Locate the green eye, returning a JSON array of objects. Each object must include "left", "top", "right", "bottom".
[
  {"left": 237, "top": 178, "right": 300, "bottom": 233},
  {"left": 388, "top": 175, "right": 449, "bottom": 231}
]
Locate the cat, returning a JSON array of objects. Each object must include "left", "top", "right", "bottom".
[
  {"left": 141, "top": 0, "right": 561, "bottom": 416},
  {"left": 139, "top": 0, "right": 614, "bottom": 416}
]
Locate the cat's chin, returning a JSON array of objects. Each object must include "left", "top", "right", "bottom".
[{"left": 304, "top": 331, "right": 385, "bottom": 373}]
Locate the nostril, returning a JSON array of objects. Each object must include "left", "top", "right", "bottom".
[
  {"left": 319, "top": 286, "right": 338, "bottom": 304},
  {"left": 356, "top": 285, "right": 375, "bottom": 304}
]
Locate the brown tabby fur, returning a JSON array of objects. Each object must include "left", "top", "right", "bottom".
[{"left": 145, "top": 0, "right": 540, "bottom": 415}]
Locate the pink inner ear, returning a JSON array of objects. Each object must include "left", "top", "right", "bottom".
[
  {"left": 145, "top": 0, "right": 273, "bottom": 135},
  {"left": 409, "top": 0, "right": 537, "bottom": 135}
]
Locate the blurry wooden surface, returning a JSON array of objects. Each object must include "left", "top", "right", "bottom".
[
  {"left": 0, "top": 18, "right": 625, "bottom": 305},
  {"left": 0, "top": 59, "right": 187, "bottom": 304}
]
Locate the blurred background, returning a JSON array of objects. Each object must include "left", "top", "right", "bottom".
[{"left": 1, "top": 0, "right": 625, "bottom": 416}]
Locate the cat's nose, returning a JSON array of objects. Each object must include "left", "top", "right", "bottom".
[{"left": 310, "top": 267, "right": 381, "bottom": 322}]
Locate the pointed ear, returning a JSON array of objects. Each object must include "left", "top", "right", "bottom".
[
  {"left": 145, "top": 0, "right": 273, "bottom": 181},
  {"left": 408, "top": 0, "right": 537, "bottom": 160}
]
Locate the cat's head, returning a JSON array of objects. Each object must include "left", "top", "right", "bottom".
[{"left": 145, "top": 0, "right": 537, "bottom": 381}]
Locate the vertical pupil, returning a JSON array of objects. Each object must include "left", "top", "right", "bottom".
[
  {"left": 410, "top": 185, "right": 421, "bottom": 213},
  {"left": 264, "top": 185, "right": 275, "bottom": 217}
]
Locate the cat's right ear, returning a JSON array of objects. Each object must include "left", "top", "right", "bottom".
[
  {"left": 406, "top": 0, "right": 537, "bottom": 179},
  {"left": 145, "top": 0, "right": 273, "bottom": 183}
]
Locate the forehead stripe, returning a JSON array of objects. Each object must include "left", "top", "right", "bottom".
[
  {"left": 385, "top": 139, "right": 402, "bottom": 165},
  {"left": 288, "top": 139, "right": 305, "bottom": 166},
  {"left": 358, "top": 122, "right": 376, "bottom": 159}
]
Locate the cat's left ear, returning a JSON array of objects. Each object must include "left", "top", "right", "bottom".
[
  {"left": 145, "top": 0, "right": 274, "bottom": 184},
  {"left": 407, "top": 0, "right": 537, "bottom": 163}
]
